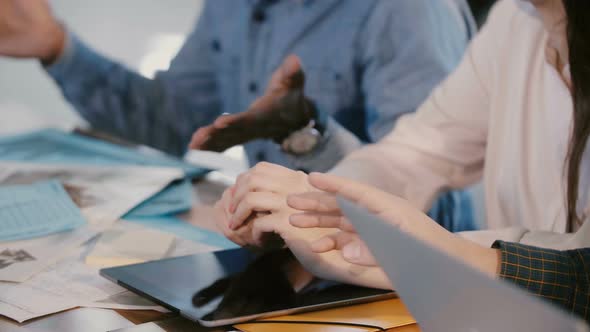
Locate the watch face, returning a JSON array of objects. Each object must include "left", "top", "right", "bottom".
[{"left": 285, "top": 128, "right": 320, "bottom": 155}]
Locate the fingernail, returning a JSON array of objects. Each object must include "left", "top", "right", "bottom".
[{"left": 343, "top": 244, "right": 361, "bottom": 260}]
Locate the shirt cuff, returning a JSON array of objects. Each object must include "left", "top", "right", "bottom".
[
  {"left": 492, "top": 241, "right": 575, "bottom": 310},
  {"left": 288, "top": 117, "right": 363, "bottom": 172},
  {"left": 44, "top": 31, "right": 109, "bottom": 85}
]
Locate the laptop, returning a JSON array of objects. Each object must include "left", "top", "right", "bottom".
[{"left": 338, "top": 197, "right": 589, "bottom": 332}]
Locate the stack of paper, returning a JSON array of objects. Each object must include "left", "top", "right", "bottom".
[{"left": 0, "top": 180, "right": 86, "bottom": 242}]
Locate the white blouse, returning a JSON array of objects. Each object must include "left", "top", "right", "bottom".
[{"left": 331, "top": 0, "right": 590, "bottom": 250}]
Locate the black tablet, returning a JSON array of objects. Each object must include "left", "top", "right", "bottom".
[{"left": 100, "top": 248, "right": 394, "bottom": 327}]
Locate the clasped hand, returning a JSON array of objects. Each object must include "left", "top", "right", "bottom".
[{"left": 214, "top": 162, "right": 500, "bottom": 278}]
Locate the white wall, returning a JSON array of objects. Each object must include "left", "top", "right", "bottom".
[{"left": 0, "top": 0, "right": 203, "bottom": 135}]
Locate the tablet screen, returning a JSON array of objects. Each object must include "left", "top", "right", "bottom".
[{"left": 101, "top": 248, "right": 392, "bottom": 326}]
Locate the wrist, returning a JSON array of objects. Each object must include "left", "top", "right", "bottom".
[{"left": 40, "top": 23, "right": 66, "bottom": 65}]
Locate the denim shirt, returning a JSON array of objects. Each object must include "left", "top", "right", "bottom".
[
  {"left": 46, "top": 0, "right": 474, "bottom": 171},
  {"left": 46, "top": 0, "right": 477, "bottom": 230}
]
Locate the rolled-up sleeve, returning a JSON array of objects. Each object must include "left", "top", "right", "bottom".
[
  {"left": 44, "top": 2, "right": 222, "bottom": 156},
  {"left": 493, "top": 241, "right": 590, "bottom": 321}
]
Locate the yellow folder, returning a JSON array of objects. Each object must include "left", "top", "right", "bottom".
[{"left": 235, "top": 298, "right": 418, "bottom": 332}]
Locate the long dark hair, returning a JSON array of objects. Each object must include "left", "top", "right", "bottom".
[{"left": 563, "top": 0, "right": 590, "bottom": 227}]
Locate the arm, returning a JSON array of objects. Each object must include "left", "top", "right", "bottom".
[
  {"left": 45, "top": 2, "right": 222, "bottom": 156},
  {"left": 329, "top": 1, "right": 518, "bottom": 210},
  {"left": 493, "top": 241, "right": 590, "bottom": 321},
  {"left": 289, "top": 0, "right": 475, "bottom": 172}
]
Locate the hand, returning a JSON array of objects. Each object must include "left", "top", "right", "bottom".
[
  {"left": 0, "top": 0, "right": 65, "bottom": 64},
  {"left": 228, "top": 162, "right": 312, "bottom": 230},
  {"left": 189, "top": 55, "right": 315, "bottom": 152},
  {"left": 212, "top": 162, "right": 316, "bottom": 248},
  {"left": 288, "top": 173, "right": 500, "bottom": 276}
]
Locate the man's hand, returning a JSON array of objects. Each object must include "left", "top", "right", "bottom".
[
  {"left": 189, "top": 55, "right": 315, "bottom": 152},
  {"left": 0, "top": 0, "right": 65, "bottom": 64}
]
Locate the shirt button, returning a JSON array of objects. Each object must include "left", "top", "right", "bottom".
[
  {"left": 248, "top": 82, "right": 258, "bottom": 94},
  {"left": 211, "top": 39, "right": 221, "bottom": 52}
]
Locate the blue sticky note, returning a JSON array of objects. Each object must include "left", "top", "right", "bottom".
[
  {"left": 125, "top": 216, "right": 238, "bottom": 250},
  {"left": 125, "top": 179, "right": 194, "bottom": 218},
  {"left": 0, "top": 129, "right": 209, "bottom": 178},
  {"left": 0, "top": 180, "right": 87, "bottom": 242}
]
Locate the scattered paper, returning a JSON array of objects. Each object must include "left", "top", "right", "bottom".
[
  {"left": 0, "top": 162, "right": 183, "bottom": 282},
  {"left": 0, "top": 162, "right": 183, "bottom": 230},
  {"left": 0, "top": 128, "right": 208, "bottom": 178},
  {"left": 0, "top": 180, "right": 86, "bottom": 242},
  {"left": 125, "top": 180, "right": 194, "bottom": 218},
  {"left": 0, "top": 245, "right": 166, "bottom": 323},
  {"left": 0, "top": 227, "right": 96, "bottom": 283},
  {"left": 86, "top": 224, "right": 175, "bottom": 268}
]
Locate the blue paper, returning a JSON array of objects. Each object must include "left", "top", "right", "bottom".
[
  {"left": 125, "top": 216, "right": 238, "bottom": 250},
  {"left": 0, "top": 180, "right": 87, "bottom": 242},
  {"left": 125, "top": 179, "right": 194, "bottom": 218},
  {"left": 0, "top": 129, "right": 209, "bottom": 178},
  {"left": 0, "top": 129, "right": 210, "bottom": 217}
]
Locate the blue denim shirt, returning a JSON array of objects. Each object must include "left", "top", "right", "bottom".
[{"left": 46, "top": 0, "right": 477, "bottom": 230}]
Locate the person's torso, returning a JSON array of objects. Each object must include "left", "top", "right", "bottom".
[
  {"left": 205, "top": 0, "right": 376, "bottom": 166},
  {"left": 483, "top": 1, "right": 590, "bottom": 234}
]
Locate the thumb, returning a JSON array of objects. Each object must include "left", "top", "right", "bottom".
[
  {"left": 268, "top": 55, "right": 305, "bottom": 92},
  {"left": 341, "top": 241, "right": 378, "bottom": 267}
]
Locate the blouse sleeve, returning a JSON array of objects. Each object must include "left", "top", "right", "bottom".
[{"left": 329, "top": 1, "right": 517, "bottom": 211}]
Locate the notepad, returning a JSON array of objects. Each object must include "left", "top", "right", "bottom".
[{"left": 0, "top": 180, "right": 87, "bottom": 242}]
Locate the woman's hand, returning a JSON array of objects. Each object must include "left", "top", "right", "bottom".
[
  {"left": 288, "top": 173, "right": 500, "bottom": 276},
  {"left": 213, "top": 162, "right": 314, "bottom": 247},
  {"left": 227, "top": 162, "right": 313, "bottom": 230}
]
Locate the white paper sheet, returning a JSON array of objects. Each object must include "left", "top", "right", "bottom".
[
  {"left": 86, "top": 223, "right": 175, "bottom": 268},
  {"left": 0, "top": 162, "right": 184, "bottom": 230},
  {"left": 0, "top": 245, "right": 167, "bottom": 323},
  {"left": 0, "top": 162, "right": 183, "bottom": 282}
]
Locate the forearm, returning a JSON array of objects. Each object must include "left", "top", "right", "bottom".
[
  {"left": 45, "top": 32, "right": 219, "bottom": 156},
  {"left": 493, "top": 241, "right": 590, "bottom": 321}
]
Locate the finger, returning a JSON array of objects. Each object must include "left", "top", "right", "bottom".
[
  {"left": 289, "top": 213, "right": 354, "bottom": 232},
  {"left": 310, "top": 231, "right": 355, "bottom": 253},
  {"left": 231, "top": 163, "right": 296, "bottom": 213},
  {"left": 188, "top": 126, "right": 214, "bottom": 149},
  {"left": 307, "top": 172, "right": 398, "bottom": 215},
  {"left": 230, "top": 192, "right": 284, "bottom": 230},
  {"left": 267, "top": 55, "right": 303, "bottom": 93},
  {"left": 214, "top": 113, "right": 249, "bottom": 128},
  {"left": 286, "top": 191, "right": 340, "bottom": 213},
  {"left": 340, "top": 240, "right": 378, "bottom": 267}
]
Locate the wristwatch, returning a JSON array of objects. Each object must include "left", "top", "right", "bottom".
[
  {"left": 281, "top": 100, "right": 327, "bottom": 156},
  {"left": 281, "top": 120, "right": 322, "bottom": 155}
]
